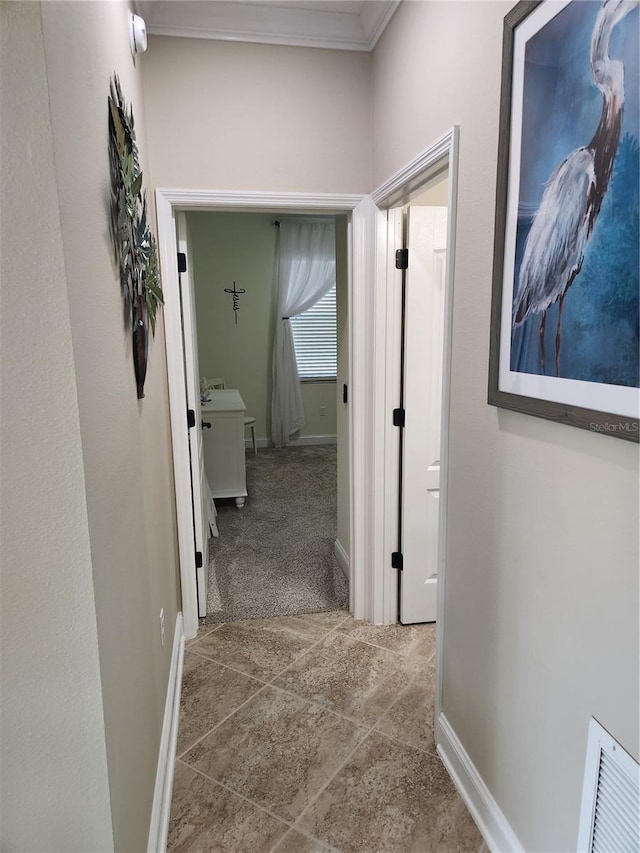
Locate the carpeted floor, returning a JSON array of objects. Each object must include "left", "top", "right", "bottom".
[{"left": 206, "top": 445, "right": 349, "bottom": 622}]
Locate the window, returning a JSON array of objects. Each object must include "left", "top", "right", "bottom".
[{"left": 290, "top": 284, "right": 337, "bottom": 380}]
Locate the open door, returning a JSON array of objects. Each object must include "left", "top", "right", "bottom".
[
  {"left": 176, "top": 211, "right": 209, "bottom": 618},
  {"left": 400, "top": 206, "right": 448, "bottom": 624}
]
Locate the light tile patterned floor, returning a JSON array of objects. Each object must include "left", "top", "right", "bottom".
[{"left": 169, "top": 612, "right": 485, "bottom": 853}]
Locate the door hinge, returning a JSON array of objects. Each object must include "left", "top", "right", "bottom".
[
  {"left": 393, "top": 407, "right": 405, "bottom": 428},
  {"left": 343, "top": 383, "right": 348, "bottom": 404},
  {"left": 391, "top": 551, "right": 403, "bottom": 570},
  {"left": 187, "top": 408, "right": 196, "bottom": 429},
  {"left": 395, "top": 248, "right": 408, "bottom": 270},
  {"left": 177, "top": 252, "right": 187, "bottom": 273},
  {"left": 195, "top": 551, "right": 203, "bottom": 569}
]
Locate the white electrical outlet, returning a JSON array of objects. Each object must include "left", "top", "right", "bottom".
[
  {"left": 320, "top": 406, "right": 326, "bottom": 416},
  {"left": 159, "top": 608, "right": 165, "bottom": 646}
]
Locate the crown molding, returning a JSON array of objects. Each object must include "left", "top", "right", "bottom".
[{"left": 140, "top": 1, "right": 400, "bottom": 52}]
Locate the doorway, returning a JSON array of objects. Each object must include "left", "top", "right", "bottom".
[
  {"left": 183, "top": 210, "right": 349, "bottom": 623},
  {"left": 156, "top": 130, "right": 459, "bottom": 646},
  {"left": 372, "top": 127, "right": 460, "bottom": 739},
  {"left": 156, "top": 189, "right": 376, "bottom": 639}
]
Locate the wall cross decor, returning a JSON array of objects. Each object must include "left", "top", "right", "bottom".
[{"left": 224, "top": 282, "right": 246, "bottom": 324}]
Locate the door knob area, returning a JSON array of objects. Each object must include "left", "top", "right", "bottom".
[{"left": 201, "top": 420, "right": 212, "bottom": 429}]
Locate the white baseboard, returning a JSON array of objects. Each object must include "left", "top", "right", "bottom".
[
  {"left": 334, "top": 539, "right": 350, "bottom": 581},
  {"left": 147, "top": 613, "right": 184, "bottom": 853},
  {"left": 437, "top": 713, "right": 524, "bottom": 853},
  {"left": 244, "top": 434, "right": 337, "bottom": 449},
  {"left": 288, "top": 434, "right": 337, "bottom": 446}
]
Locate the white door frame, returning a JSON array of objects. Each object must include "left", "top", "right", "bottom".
[
  {"left": 371, "top": 126, "right": 460, "bottom": 725},
  {"left": 155, "top": 189, "right": 378, "bottom": 639},
  {"left": 155, "top": 127, "right": 459, "bottom": 645}
]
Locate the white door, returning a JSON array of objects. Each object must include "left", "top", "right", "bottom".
[
  {"left": 176, "top": 211, "right": 209, "bottom": 618},
  {"left": 400, "top": 206, "right": 448, "bottom": 624}
]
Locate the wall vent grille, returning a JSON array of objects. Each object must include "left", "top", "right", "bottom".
[{"left": 578, "top": 718, "right": 640, "bottom": 853}]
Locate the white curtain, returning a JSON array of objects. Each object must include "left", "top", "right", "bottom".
[{"left": 271, "top": 218, "right": 336, "bottom": 448}]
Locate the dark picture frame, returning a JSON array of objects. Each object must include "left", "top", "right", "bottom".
[{"left": 488, "top": 0, "right": 639, "bottom": 442}]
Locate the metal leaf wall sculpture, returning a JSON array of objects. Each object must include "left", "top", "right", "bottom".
[{"left": 108, "top": 74, "right": 163, "bottom": 398}]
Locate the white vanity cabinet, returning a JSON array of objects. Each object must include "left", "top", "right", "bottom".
[{"left": 201, "top": 389, "right": 247, "bottom": 508}]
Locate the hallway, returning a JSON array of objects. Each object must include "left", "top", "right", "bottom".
[{"left": 169, "top": 612, "right": 485, "bottom": 852}]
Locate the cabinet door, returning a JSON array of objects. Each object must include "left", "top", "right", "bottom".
[{"left": 204, "top": 412, "right": 247, "bottom": 499}]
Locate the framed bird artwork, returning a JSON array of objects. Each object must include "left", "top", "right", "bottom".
[{"left": 488, "top": 0, "right": 639, "bottom": 441}]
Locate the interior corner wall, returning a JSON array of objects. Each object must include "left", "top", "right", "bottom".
[
  {"left": 37, "top": 3, "right": 181, "bottom": 851},
  {"left": 188, "top": 211, "right": 338, "bottom": 443},
  {"left": 0, "top": 3, "right": 113, "bottom": 850},
  {"left": 140, "top": 36, "right": 372, "bottom": 193},
  {"left": 372, "top": 3, "right": 639, "bottom": 852}
]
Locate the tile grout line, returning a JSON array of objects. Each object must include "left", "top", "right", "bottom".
[
  {"left": 187, "top": 620, "right": 225, "bottom": 644},
  {"left": 187, "top": 611, "right": 351, "bottom": 685},
  {"left": 263, "top": 626, "right": 419, "bottom": 692},
  {"left": 177, "top": 760, "right": 294, "bottom": 832},
  {"left": 370, "top": 723, "right": 439, "bottom": 759},
  {"left": 260, "top": 680, "right": 376, "bottom": 729},
  {"left": 178, "top": 758, "right": 340, "bottom": 852},
  {"left": 189, "top": 630, "right": 433, "bottom": 693},
  {"left": 333, "top": 630, "right": 438, "bottom": 686},
  {"left": 340, "top": 622, "right": 435, "bottom": 663},
  {"left": 178, "top": 614, "right": 354, "bottom": 758},
  {"left": 178, "top": 674, "right": 372, "bottom": 762},
  {"left": 176, "top": 682, "right": 270, "bottom": 760},
  {"left": 287, "top": 716, "right": 382, "bottom": 840},
  {"left": 287, "top": 718, "right": 450, "bottom": 847},
  {"left": 261, "top": 613, "right": 355, "bottom": 686},
  {"left": 186, "top": 646, "right": 273, "bottom": 685},
  {"left": 268, "top": 825, "right": 340, "bottom": 853}
]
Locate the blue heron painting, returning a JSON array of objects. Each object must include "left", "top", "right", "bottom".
[{"left": 510, "top": 0, "right": 639, "bottom": 386}]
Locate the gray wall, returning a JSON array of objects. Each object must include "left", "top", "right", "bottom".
[
  {"left": 141, "top": 36, "right": 372, "bottom": 194},
  {"left": 372, "top": 3, "right": 639, "bottom": 851},
  {"left": 0, "top": 5, "right": 113, "bottom": 848},
  {"left": 1, "top": 3, "right": 182, "bottom": 851}
]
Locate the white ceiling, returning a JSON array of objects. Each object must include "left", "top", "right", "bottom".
[{"left": 135, "top": 0, "right": 401, "bottom": 51}]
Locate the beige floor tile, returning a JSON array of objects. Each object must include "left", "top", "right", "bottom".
[
  {"left": 374, "top": 661, "right": 436, "bottom": 753},
  {"left": 182, "top": 685, "right": 367, "bottom": 823},
  {"left": 337, "top": 618, "right": 436, "bottom": 664},
  {"left": 296, "top": 731, "right": 484, "bottom": 853},
  {"left": 273, "top": 632, "right": 415, "bottom": 726},
  {"left": 271, "top": 828, "right": 335, "bottom": 852},
  {"left": 168, "top": 761, "right": 288, "bottom": 853},
  {"left": 191, "top": 611, "right": 348, "bottom": 680},
  {"left": 185, "top": 621, "right": 221, "bottom": 648},
  {"left": 177, "top": 653, "right": 264, "bottom": 755}
]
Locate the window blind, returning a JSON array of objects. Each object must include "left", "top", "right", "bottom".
[{"left": 290, "top": 284, "right": 337, "bottom": 380}]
